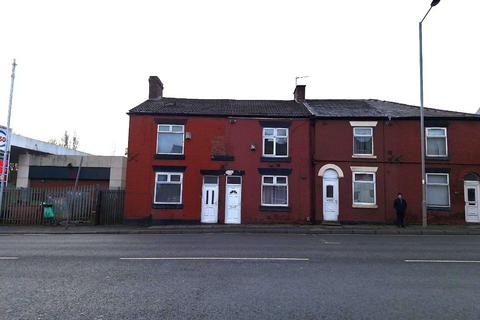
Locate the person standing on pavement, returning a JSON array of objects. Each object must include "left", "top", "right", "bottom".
[{"left": 393, "top": 193, "right": 407, "bottom": 228}]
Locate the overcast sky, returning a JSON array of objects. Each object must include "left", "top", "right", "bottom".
[{"left": 0, "top": 0, "right": 479, "bottom": 156}]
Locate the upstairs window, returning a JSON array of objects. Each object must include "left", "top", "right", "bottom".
[
  {"left": 157, "top": 125, "right": 184, "bottom": 155},
  {"left": 426, "top": 128, "right": 447, "bottom": 157},
  {"left": 154, "top": 172, "right": 183, "bottom": 204},
  {"left": 353, "top": 127, "right": 373, "bottom": 156},
  {"left": 261, "top": 176, "right": 288, "bottom": 206},
  {"left": 426, "top": 173, "right": 450, "bottom": 207},
  {"left": 263, "top": 128, "right": 288, "bottom": 157}
]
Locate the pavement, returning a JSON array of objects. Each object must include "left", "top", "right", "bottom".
[
  {"left": 1, "top": 223, "right": 480, "bottom": 235},
  {"left": 1, "top": 233, "right": 480, "bottom": 320}
]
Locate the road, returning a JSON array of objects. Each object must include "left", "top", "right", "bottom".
[{"left": 1, "top": 233, "right": 479, "bottom": 320}]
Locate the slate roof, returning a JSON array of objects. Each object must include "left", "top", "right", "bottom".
[
  {"left": 129, "top": 97, "right": 311, "bottom": 118},
  {"left": 306, "top": 99, "right": 480, "bottom": 119},
  {"left": 129, "top": 97, "right": 480, "bottom": 120}
]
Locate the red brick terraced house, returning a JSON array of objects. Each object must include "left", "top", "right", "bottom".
[
  {"left": 307, "top": 99, "right": 480, "bottom": 225},
  {"left": 124, "top": 76, "right": 480, "bottom": 225},
  {"left": 125, "top": 77, "right": 313, "bottom": 224}
]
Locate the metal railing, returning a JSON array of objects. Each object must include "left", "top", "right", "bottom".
[{"left": 0, "top": 186, "right": 124, "bottom": 225}]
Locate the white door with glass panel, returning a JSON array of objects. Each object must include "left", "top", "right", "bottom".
[
  {"left": 323, "top": 169, "right": 339, "bottom": 221},
  {"left": 225, "top": 176, "right": 242, "bottom": 224},
  {"left": 464, "top": 181, "right": 480, "bottom": 223},
  {"left": 201, "top": 176, "right": 219, "bottom": 223}
]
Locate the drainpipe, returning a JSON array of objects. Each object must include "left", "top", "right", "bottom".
[
  {"left": 309, "top": 117, "right": 316, "bottom": 224},
  {"left": 382, "top": 120, "right": 388, "bottom": 224},
  {"left": 303, "top": 101, "right": 316, "bottom": 224}
]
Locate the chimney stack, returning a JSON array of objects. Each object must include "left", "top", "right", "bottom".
[
  {"left": 149, "top": 76, "right": 164, "bottom": 100},
  {"left": 294, "top": 85, "right": 306, "bottom": 103}
]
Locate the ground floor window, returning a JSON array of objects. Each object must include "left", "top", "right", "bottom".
[
  {"left": 261, "top": 175, "right": 288, "bottom": 206},
  {"left": 426, "top": 173, "right": 450, "bottom": 207},
  {"left": 154, "top": 172, "right": 183, "bottom": 204},
  {"left": 352, "top": 172, "right": 376, "bottom": 205}
]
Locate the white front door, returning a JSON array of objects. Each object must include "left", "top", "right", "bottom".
[
  {"left": 201, "top": 176, "right": 219, "bottom": 223},
  {"left": 464, "top": 181, "right": 480, "bottom": 223},
  {"left": 323, "top": 169, "right": 339, "bottom": 221},
  {"left": 225, "top": 176, "right": 242, "bottom": 224}
]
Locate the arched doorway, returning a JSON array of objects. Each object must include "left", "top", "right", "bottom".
[
  {"left": 464, "top": 173, "right": 480, "bottom": 223},
  {"left": 322, "top": 169, "right": 339, "bottom": 221},
  {"left": 318, "top": 165, "right": 344, "bottom": 222}
]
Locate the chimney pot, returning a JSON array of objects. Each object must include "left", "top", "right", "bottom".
[
  {"left": 294, "top": 85, "right": 306, "bottom": 103},
  {"left": 149, "top": 76, "right": 164, "bottom": 100}
]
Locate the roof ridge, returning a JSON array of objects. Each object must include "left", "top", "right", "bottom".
[{"left": 162, "top": 97, "right": 297, "bottom": 103}]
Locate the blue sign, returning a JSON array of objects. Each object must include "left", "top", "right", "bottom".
[{"left": 0, "top": 129, "right": 7, "bottom": 152}]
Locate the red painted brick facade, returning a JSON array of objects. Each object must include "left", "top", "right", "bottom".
[
  {"left": 313, "top": 119, "right": 480, "bottom": 224},
  {"left": 125, "top": 115, "right": 312, "bottom": 224},
  {"left": 124, "top": 78, "right": 480, "bottom": 225}
]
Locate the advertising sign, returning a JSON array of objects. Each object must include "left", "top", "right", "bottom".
[
  {"left": 0, "top": 128, "right": 7, "bottom": 153},
  {"left": 0, "top": 160, "right": 7, "bottom": 180}
]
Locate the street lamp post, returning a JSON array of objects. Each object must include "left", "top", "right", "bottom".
[
  {"left": 0, "top": 59, "right": 17, "bottom": 216},
  {"left": 419, "top": 0, "right": 441, "bottom": 228}
]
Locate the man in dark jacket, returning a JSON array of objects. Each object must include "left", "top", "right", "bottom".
[{"left": 393, "top": 193, "right": 407, "bottom": 228}]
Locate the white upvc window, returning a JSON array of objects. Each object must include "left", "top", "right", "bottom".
[
  {"left": 154, "top": 172, "right": 183, "bottom": 204},
  {"left": 353, "top": 127, "right": 374, "bottom": 156},
  {"left": 261, "top": 175, "right": 288, "bottom": 206},
  {"left": 156, "top": 124, "right": 185, "bottom": 155},
  {"left": 352, "top": 172, "right": 376, "bottom": 206},
  {"left": 426, "top": 173, "right": 450, "bottom": 207},
  {"left": 263, "top": 128, "right": 289, "bottom": 157},
  {"left": 426, "top": 127, "right": 448, "bottom": 157}
]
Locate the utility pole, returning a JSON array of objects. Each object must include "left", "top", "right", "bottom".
[
  {"left": 419, "top": 0, "right": 441, "bottom": 228},
  {"left": 0, "top": 59, "right": 17, "bottom": 214}
]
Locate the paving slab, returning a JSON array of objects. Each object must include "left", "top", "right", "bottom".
[{"left": 1, "top": 224, "right": 480, "bottom": 235}]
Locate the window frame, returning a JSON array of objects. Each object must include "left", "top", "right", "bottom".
[
  {"left": 426, "top": 173, "right": 451, "bottom": 208},
  {"left": 261, "top": 175, "right": 289, "bottom": 207},
  {"left": 426, "top": 127, "right": 448, "bottom": 157},
  {"left": 156, "top": 124, "right": 185, "bottom": 155},
  {"left": 153, "top": 172, "right": 183, "bottom": 205},
  {"left": 352, "top": 172, "right": 376, "bottom": 206},
  {"left": 262, "top": 128, "right": 289, "bottom": 158},
  {"left": 352, "top": 127, "right": 374, "bottom": 156}
]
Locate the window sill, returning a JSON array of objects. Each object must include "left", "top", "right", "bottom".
[
  {"left": 152, "top": 204, "right": 183, "bottom": 209},
  {"left": 154, "top": 154, "right": 185, "bottom": 160},
  {"left": 352, "top": 155, "right": 377, "bottom": 159},
  {"left": 259, "top": 206, "right": 291, "bottom": 213},
  {"left": 261, "top": 157, "right": 291, "bottom": 163},
  {"left": 426, "top": 156, "right": 449, "bottom": 161},
  {"left": 211, "top": 155, "right": 235, "bottom": 161},
  {"left": 258, "top": 168, "right": 292, "bottom": 175},
  {"left": 352, "top": 204, "right": 378, "bottom": 209}
]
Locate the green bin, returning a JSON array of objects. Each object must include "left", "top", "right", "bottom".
[{"left": 42, "top": 203, "right": 55, "bottom": 219}]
